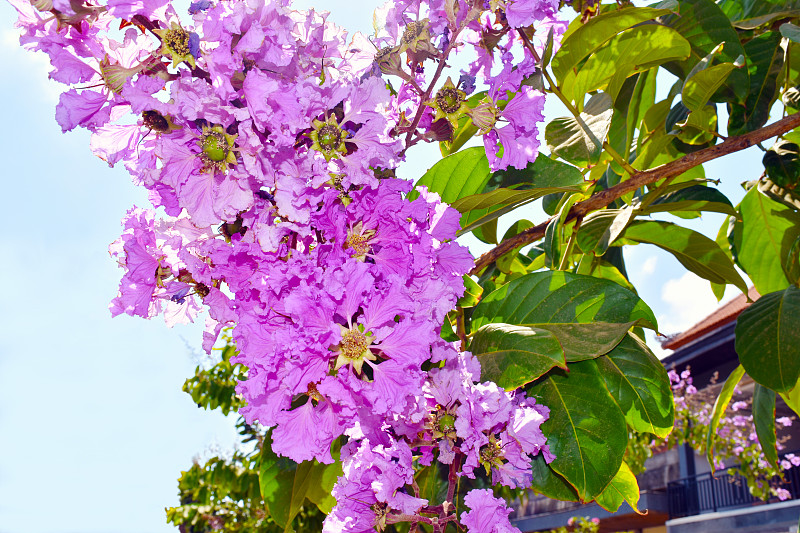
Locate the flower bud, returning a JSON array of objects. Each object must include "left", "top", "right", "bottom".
[
  {"left": 468, "top": 97, "right": 499, "bottom": 135},
  {"left": 374, "top": 46, "right": 404, "bottom": 77}
]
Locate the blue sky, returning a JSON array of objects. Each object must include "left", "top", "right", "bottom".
[{"left": 0, "top": 1, "right": 771, "bottom": 532}]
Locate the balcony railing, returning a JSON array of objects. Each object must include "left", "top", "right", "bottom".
[{"left": 667, "top": 454, "right": 800, "bottom": 519}]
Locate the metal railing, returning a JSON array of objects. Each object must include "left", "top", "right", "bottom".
[{"left": 667, "top": 453, "right": 800, "bottom": 518}]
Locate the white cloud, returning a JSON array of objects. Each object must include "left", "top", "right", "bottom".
[
  {"left": 657, "top": 272, "right": 722, "bottom": 335},
  {"left": 641, "top": 255, "right": 658, "bottom": 276}
]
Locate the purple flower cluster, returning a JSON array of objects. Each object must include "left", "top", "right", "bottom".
[{"left": 10, "top": 0, "right": 562, "bottom": 528}]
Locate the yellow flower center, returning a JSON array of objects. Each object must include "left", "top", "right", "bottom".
[{"left": 332, "top": 325, "right": 376, "bottom": 375}]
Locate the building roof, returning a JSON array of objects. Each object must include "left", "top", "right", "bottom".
[{"left": 660, "top": 286, "right": 760, "bottom": 351}]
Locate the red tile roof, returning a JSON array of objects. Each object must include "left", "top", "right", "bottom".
[{"left": 660, "top": 286, "right": 760, "bottom": 350}]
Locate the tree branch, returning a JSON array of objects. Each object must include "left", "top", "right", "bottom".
[{"left": 469, "top": 112, "right": 800, "bottom": 276}]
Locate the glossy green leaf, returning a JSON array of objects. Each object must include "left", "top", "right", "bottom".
[
  {"left": 736, "top": 286, "right": 800, "bottom": 393},
  {"left": 540, "top": 25, "right": 555, "bottom": 69},
  {"left": 753, "top": 383, "right": 778, "bottom": 467},
  {"left": 290, "top": 461, "right": 315, "bottom": 526},
  {"left": 785, "top": 236, "right": 800, "bottom": 286},
  {"left": 415, "top": 463, "right": 448, "bottom": 503},
  {"left": 596, "top": 333, "right": 674, "bottom": 438},
  {"left": 544, "top": 195, "right": 579, "bottom": 269},
  {"left": 594, "top": 461, "right": 641, "bottom": 513},
  {"left": 576, "top": 208, "right": 634, "bottom": 256},
  {"left": 643, "top": 184, "right": 737, "bottom": 217},
  {"left": 733, "top": 9, "right": 800, "bottom": 30},
  {"left": 738, "top": 188, "right": 800, "bottom": 294},
  {"left": 530, "top": 454, "right": 580, "bottom": 502},
  {"left": 627, "top": 70, "right": 657, "bottom": 154},
  {"left": 304, "top": 441, "right": 343, "bottom": 514},
  {"left": 781, "top": 22, "right": 800, "bottom": 43},
  {"left": 259, "top": 432, "right": 297, "bottom": 528},
  {"left": 728, "top": 32, "right": 784, "bottom": 136},
  {"left": 458, "top": 275, "right": 484, "bottom": 308},
  {"left": 453, "top": 188, "right": 552, "bottom": 230},
  {"left": 551, "top": 7, "right": 671, "bottom": 81},
  {"left": 472, "top": 218, "right": 499, "bottom": 244},
  {"left": 485, "top": 153, "right": 587, "bottom": 192},
  {"left": 706, "top": 364, "right": 745, "bottom": 470},
  {"left": 659, "top": 0, "right": 749, "bottom": 102},
  {"left": 471, "top": 270, "right": 658, "bottom": 332},
  {"left": 545, "top": 93, "right": 614, "bottom": 167},
  {"left": 470, "top": 323, "right": 566, "bottom": 390},
  {"left": 410, "top": 147, "right": 490, "bottom": 203},
  {"left": 585, "top": 257, "right": 635, "bottom": 291},
  {"left": 683, "top": 63, "right": 738, "bottom": 112},
  {"left": 763, "top": 140, "right": 800, "bottom": 189},
  {"left": 623, "top": 220, "right": 749, "bottom": 294},
  {"left": 496, "top": 220, "right": 535, "bottom": 272},
  {"left": 526, "top": 360, "right": 628, "bottom": 502},
  {"left": 455, "top": 157, "right": 587, "bottom": 236},
  {"left": 780, "top": 377, "right": 800, "bottom": 418},
  {"left": 570, "top": 25, "right": 690, "bottom": 103},
  {"left": 535, "top": 321, "right": 634, "bottom": 362},
  {"left": 544, "top": 216, "right": 561, "bottom": 269}
]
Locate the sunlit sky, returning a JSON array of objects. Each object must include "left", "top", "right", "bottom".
[{"left": 0, "top": 1, "right": 770, "bottom": 531}]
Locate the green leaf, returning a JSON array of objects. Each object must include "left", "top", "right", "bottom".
[
  {"left": 551, "top": 7, "right": 672, "bottom": 81},
  {"left": 540, "top": 25, "right": 555, "bottom": 69},
  {"left": 455, "top": 156, "right": 587, "bottom": 236},
  {"left": 706, "top": 364, "right": 745, "bottom": 470},
  {"left": 289, "top": 461, "right": 315, "bottom": 527},
  {"left": 470, "top": 323, "right": 566, "bottom": 390},
  {"left": 305, "top": 441, "right": 343, "bottom": 514},
  {"left": 484, "top": 153, "right": 587, "bottom": 192},
  {"left": 259, "top": 432, "right": 297, "bottom": 528},
  {"left": 753, "top": 383, "right": 778, "bottom": 467},
  {"left": 570, "top": 25, "right": 691, "bottom": 104},
  {"left": 763, "top": 140, "right": 800, "bottom": 189},
  {"left": 497, "top": 220, "right": 535, "bottom": 272},
  {"left": 623, "top": 220, "right": 749, "bottom": 294},
  {"left": 544, "top": 216, "right": 561, "bottom": 269},
  {"left": 731, "top": 7, "right": 800, "bottom": 29},
  {"left": 545, "top": 93, "right": 614, "bottom": 167},
  {"left": 526, "top": 360, "right": 628, "bottom": 502},
  {"left": 643, "top": 184, "right": 737, "bottom": 218},
  {"left": 781, "top": 22, "right": 800, "bottom": 43},
  {"left": 596, "top": 333, "right": 675, "bottom": 438},
  {"left": 785, "top": 236, "right": 800, "bottom": 286},
  {"left": 736, "top": 286, "right": 800, "bottom": 392},
  {"left": 471, "top": 270, "right": 658, "bottom": 332},
  {"left": 738, "top": 188, "right": 800, "bottom": 294},
  {"left": 576, "top": 208, "right": 634, "bottom": 256},
  {"left": 627, "top": 69, "right": 657, "bottom": 154},
  {"left": 659, "top": 0, "right": 749, "bottom": 102},
  {"left": 458, "top": 275, "right": 484, "bottom": 308},
  {"left": 682, "top": 63, "right": 738, "bottom": 112},
  {"left": 410, "top": 147, "right": 490, "bottom": 203},
  {"left": 728, "top": 32, "right": 784, "bottom": 136},
  {"left": 414, "top": 464, "right": 448, "bottom": 503},
  {"left": 530, "top": 454, "right": 580, "bottom": 502},
  {"left": 535, "top": 321, "right": 635, "bottom": 362},
  {"left": 594, "top": 461, "right": 641, "bottom": 513},
  {"left": 780, "top": 377, "right": 800, "bottom": 417}
]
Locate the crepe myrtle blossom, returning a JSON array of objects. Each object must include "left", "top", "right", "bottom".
[
  {"left": 461, "top": 489, "right": 521, "bottom": 533},
  {"left": 10, "top": 0, "right": 563, "bottom": 527}
]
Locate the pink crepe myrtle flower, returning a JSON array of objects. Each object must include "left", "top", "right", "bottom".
[{"left": 461, "top": 489, "right": 520, "bottom": 533}]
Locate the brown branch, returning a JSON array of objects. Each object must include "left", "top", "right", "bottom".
[{"left": 469, "top": 112, "right": 800, "bottom": 276}]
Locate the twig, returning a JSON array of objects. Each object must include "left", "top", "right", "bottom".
[
  {"left": 401, "top": 7, "right": 481, "bottom": 151},
  {"left": 469, "top": 111, "right": 800, "bottom": 275}
]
